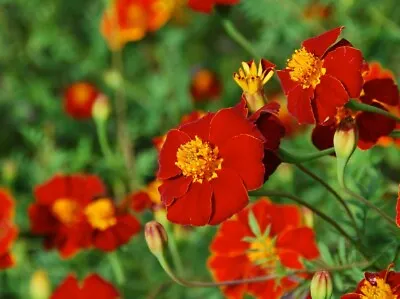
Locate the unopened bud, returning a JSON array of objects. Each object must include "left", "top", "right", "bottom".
[
  {"left": 301, "top": 207, "right": 314, "bottom": 228},
  {"left": 2, "top": 160, "right": 17, "bottom": 183},
  {"left": 145, "top": 221, "right": 168, "bottom": 257},
  {"left": 333, "top": 117, "right": 357, "bottom": 160},
  {"left": 310, "top": 271, "right": 333, "bottom": 299},
  {"left": 92, "top": 95, "right": 110, "bottom": 122},
  {"left": 29, "top": 269, "right": 51, "bottom": 299},
  {"left": 103, "top": 69, "right": 123, "bottom": 90}
]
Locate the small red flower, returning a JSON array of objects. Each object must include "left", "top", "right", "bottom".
[
  {"left": 312, "top": 62, "right": 399, "bottom": 151},
  {"left": 303, "top": 0, "right": 333, "bottom": 20},
  {"left": 278, "top": 27, "right": 365, "bottom": 125},
  {"left": 51, "top": 274, "right": 120, "bottom": 299},
  {"left": 130, "top": 180, "right": 162, "bottom": 213},
  {"left": 29, "top": 174, "right": 106, "bottom": 258},
  {"left": 190, "top": 69, "right": 222, "bottom": 102},
  {"left": 188, "top": 0, "right": 239, "bottom": 14},
  {"left": 84, "top": 198, "right": 141, "bottom": 252},
  {"left": 0, "top": 189, "right": 18, "bottom": 269},
  {"left": 157, "top": 107, "right": 266, "bottom": 226},
  {"left": 208, "top": 198, "right": 319, "bottom": 299},
  {"left": 341, "top": 265, "right": 400, "bottom": 299},
  {"left": 101, "top": 0, "right": 174, "bottom": 50},
  {"left": 64, "top": 82, "right": 101, "bottom": 119}
]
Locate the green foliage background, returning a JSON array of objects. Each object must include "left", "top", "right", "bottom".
[{"left": 0, "top": 0, "right": 399, "bottom": 298}]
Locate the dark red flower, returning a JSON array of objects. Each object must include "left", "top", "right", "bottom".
[
  {"left": 0, "top": 189, "right": 18, "bottom": 269},
  {"left": 188, "top": 0, "right": 239, "bottom": 14},
  {"left": 29, "top": 174, "right": 106, "bottom": 258},
  {"left": 190, "top": 69, "right": 222, "bottom": 102},
  {"left": 277, "top": 27, "right": 365, "bottom": 125},
  {"left": 341, "top": 266, "right": 400, "bottom": 298},
  {"left": 312, "top": 62, "right": 399, "bottom": 151},
  {"left": 157, "top": 107, "right": 266, "bottom": 226},
  {"left": 208, "top": 198, "right": 319, "bottom": 299},
  {"left": 64, "top": 82, "right": 101, "bottom": 119},
  {"left": 51, "top": 274, "right": 120, "bottom": 299}
]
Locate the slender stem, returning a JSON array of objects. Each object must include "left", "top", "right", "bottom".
[
  {"left": 95, "top": 120, "right": 115, "bottom": 162},
  {"left": 346, "top": 99, "right": 400, "bottom": 122},
  {"left": 220, "top": 18, "right": 259, "bottom": 58},
  {"left": 390, "top": 130, "right": 400, "bottom": 138},
  {"left": 393, "top": 245, "right": 400, "bottom": 264},
  {"left": 108, "top": 252, "right": 125, "bottom": 285},
  {"left": 279, "top": 147, "right": 335, "bottom": 164},
  {"left": 166, "top": 226, "right": 184, "bottom": 276},
  {"left": 295, "top": 164, "right": 362, "bottom": 240}
]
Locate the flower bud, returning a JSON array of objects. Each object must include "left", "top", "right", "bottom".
[
  {"left": 29, "top": 269, "right": 51, "bottom": 299},
  {"left": 301, "top": 207, "right": 314, "bottom": 228},
  {"left": 145, "top": 221, "right": 168, "bottom": 257},
  {"left": 103, "top": 69, "right": 123, "bottom": 90},
  {"left": 310, "top": 270, "right": 333, "bottom": 299},
  {"left": 92, "top": 95, "right": 111, "bottom": 122},
  {"left": 2, "top": 160, "right": 17, "bottom": 184},
  {"left": 333, "top": 117, "right": 357, "bottom": 160}
]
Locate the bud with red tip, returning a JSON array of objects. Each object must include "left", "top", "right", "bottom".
[
  {"left": 29, "top": 269, "right": 51, "bottom": 299},
  {"left": 310, "top": 270, "right": 333, "bottom": 299},
  {"left": 92, "top": 95, "right": 111, "bottom": 122},
  {"left": 145, "top": 221, "right": 168, "bottom": 257}
]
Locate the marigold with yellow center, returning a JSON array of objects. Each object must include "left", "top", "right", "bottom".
[
  {"left": 247, "top": 236, "right": 278, "bottom": 269},
  {"left": 52, "top": 199, "right": 80, "bottom": 225},
  {"left": 193, "top": 70, "right": 215, "bottom": 93},
  {"left": 287, "top": 47, "right": 326, "bottom": 89},
  {"left": 360, "top": 277, "right": 397, "bottom": 299},
  {"left": 84, "top": 199, "right": 117, "bottom": 231},
  {"left": 233, "top": 60, "right": 274, "bottom": 95},
  {"left": 175, "top": 136, "right": 223, "bottom": 183}
]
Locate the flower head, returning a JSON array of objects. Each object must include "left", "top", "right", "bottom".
[
  {"left": 0, "top": 189, "right": 18, "bottom": 269},
  {"left": 64, "top": 82, "right": 101, "bottom": 119},
  {"left": 188, "top": 0, "right": 239, "bottom": 14},
  {"left": 190, "top": 69, "right": 222, "bottom": 102},
  {"left": 208, "top": 198, "right": 319, "bottom": 299},
  {"left": 310, "top": 271, "right": 333, "bottom": 299},
  {"left": 278, "top": 27, "right": 365, "bottom": 125},
  {"left": 145, "top": 221, "right": 168, "bottom": 257},
  {"left": 157, "top": 107, "right": 267, "bottom": 226}
]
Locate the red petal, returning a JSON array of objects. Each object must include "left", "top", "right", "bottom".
[
  {"left": 286, "top": 85, "right": 315, "bottom": 124},
  {"left": 51, "top": 275, "right": 80, "bottom": 299},
  {"left": 314, "top": 74, "right": 349, "bottom": 124},
  {"left": 208, "top": 254, "right": 250, "bottom": 282},
  {"left": 340, "top": 294, "right": 362, "bottom": 299},
  {"left": 210, "top": 220, "right": 250, "bottom": 256},
  {"left": 302, "top": 26, "right": 344, "bottom": 57},
  {"left": 323, "top": 46, "right": 364, "bottom": 98},
  {"left": 247, "top": 266, "right": 284, "bottom": 299},
  {"left": 0, "top": 253, "right": 14, "bottom": 269},
  {"left": 209, "top": 168, "right": 249, "bottom": 225},
  {"left": 130, "top": 191, "right": 153, "bottom": 212},
  {"left": 360, "top": 78, "right": 399, "bottom": 106},
  {"left": 277, "top": 249, "right": 303, "bottom": 269},
  {"left": 187, "top": 0, "right": 214, "bottom": 13},
  {"left": 233, "top": 96, "right": 249, "bottom": 117},
  {"left": 254, "top": 113, "right": 285, "bottom": 150},
  {"left": 157, "top": 129, "right": 190, "bottom": 179},
  {"left": 159, "top": 176, "right": 192, "bottom": 207},
  {"left": 263, "top": 150, "right": 281, "bottom": 182},
  {"left": 269, "top": 204, "right": 301, "bottom": 236},
  {"left": 312, "top": 124, "right": 336, "bottom": 150},
  {"left": 277, "top": 227, "right": 319, "bottom": 259},
  {"left": 277, "top": 70, "right": 299, "bottom": 95},
  {"left": 209, "top": 107, "right": 265, "bottom": 147},
  {"left": 28, "top": 204, "right": 58, "bottom": 234},
  {"left": 92, "top": 229, "right": 118, "bottom": 252},
  {"left": 166, "top": 181, "right": 212, "bottom": 226},
  {"left": 179, "top": 113, "right": 213, "bottom": 141},
  {"left": 70, "top": 175, "right": 106, "bottom": 206},
  {"left": 220, "top": 134, "right": 265, "bottom": 190},
  {"left": 34, "top": 175, "right": 67, "bottom": 205},
  {"left": 82, "top": 274, "right": 120, "bottom": 299}
]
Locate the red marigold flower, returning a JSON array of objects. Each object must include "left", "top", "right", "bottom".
[
  {"left": 341, "top": 265, "right": 400, "bottom": 299},
  {"left": 190, "top": 69, "right": 222, "bottom": 103},
  {"left": 312, "top": 62, "right": 399, "bottom": 151},
  {"left": 85, "top": 198, "right": 141, "bottom": 252},
  {"left": 277, "top": 27, "right": 365, "bottom": 125},
  {"left": 28, "top": 174, "right": 106, "bottom": 258},
  {"left": 64, "top": 82, "right": 101, "bottom": 119},
  {"left": 130, "top": 180, "right": 162, "bottom": 213},
  {"left": 157, "top": 107, "right": 266, "bottom": 226},
  {"left": 208, "top": 198, "right": 319, "bottom": 299},
  {"left": 101, "top": 0, "right": 174, "bottom": 50},
  {"left": 188, "top": 0, "right": 239, "bottom": 14},
  {"left": 0, "top": 189, "right": 18, "bottom": 269},
  {"left": 51, "top": 274, "right": 120, "bottom": 299}
]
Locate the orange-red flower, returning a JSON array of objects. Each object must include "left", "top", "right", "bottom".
[
  {"left": 0, "top": 189, "right": 18, "bottom": 269},
  {"left": 303, "top": 0, "right": 333, "bottom": 20},
  {"left": 188, "top": 0, "right": 239, "bottom": 14},
  {"left": 101, "top": 0, "right": 175, "bottom": 50},
  {"left": 208, "top": 199, "right": 319, "bottom": 299},
  {"left": 157, "top": 107, "right": 267, "bottom": 226},
  {"left": 277, "top": 27, "right": 365, "bottom": 125},
  {"left": 130, "top": 180, "right": 162, "bottom": 212},
  {"left": 190, "top": 69, "right": 222, "bottom": 102},
  {"left": 341, "top": 265, "right": 400, "bottom": 299},
  {"left": 64, "top": 82, "right": 101, "bottom": 119},
  {"left": 312, "top": 62, "right": 399, "bottom": 151},
  {"left": 29, "top": 174, "right": 105, "bottom": 258},
  {"left": 51, "top": 274, "right": 120, "bottom": 299}
]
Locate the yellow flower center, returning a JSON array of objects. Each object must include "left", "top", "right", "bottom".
[
  {"left": 73, "top": 84, "right": 91, "bottom": 105},
  {"left": 175, "top": 136, "right": 223, "bottom": 183},
  {"left": 287, "top": 47, "right": 326, "bottom": 89},
  {"left": 84, "top": 199, "right": 117, "bottom": 231},
  {"left": 51, "top": 198, "right": 80, "bottom": 225},
  {"left": 233, "top": 60, "right": 274, "bottom": 95},
  {"left": 360, "top": 278, "right": 397, "bottom": 299},
  {"left": 247, "top": 236, "right": 278, "bottom": 269}
]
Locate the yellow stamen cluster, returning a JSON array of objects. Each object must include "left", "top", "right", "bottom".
[
  {"left": 360, "top": 278, "right": 396, "bottom": 299},
  {"left": 175, "top": 136, "right": 222, "bottom": 183},
  {"left": 247, "top": 236, "right": 278, "bottom": 269},
  {"left": 84, "top": 198, "right": 117, "bottom": 231},
  {"left": 287, "top": 47, "right": 326, "bottom": 89},
  {"left": 233, "top": 60, "right": 274, "bottom": 95},
  {"left": 52, "top": 198, "right": 80, "bottom": 226}
]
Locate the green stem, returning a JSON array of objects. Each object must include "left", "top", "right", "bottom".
[
  {"left": 346, "top": 99, "right": 400, "bottom": 122},
  {"left": 166, "top": 226, "right": 184, "bottom": 276},
  {"left": 108, "top": 252, "right": 125, "bottom": 286},
  {"left": 220, "top": 18, "right": 259, "bottom": 58},
  {"left": 390, "top": 130, "right": 400, "bottom": 138},
  {"left": 95, "top": 120, "right": 115, "bottom": 162},
  {"left": 295, "top": 164, "right": 362, "bottom": 240},
  {"left": 279, "top": 147, "right": 335, "bottom": 164}
]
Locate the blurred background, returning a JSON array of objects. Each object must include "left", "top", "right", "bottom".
[{"left": 0, "top": 0, "right": 399, "bottom": 298}]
